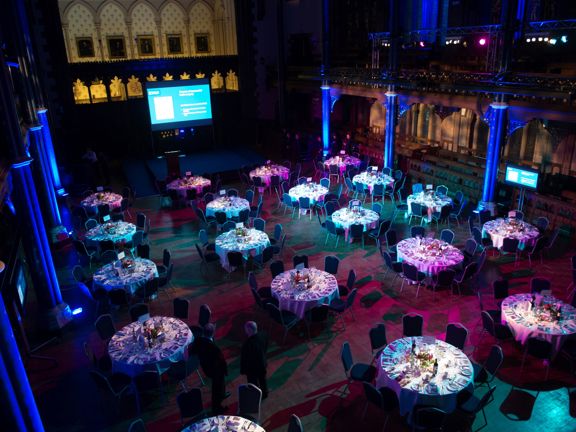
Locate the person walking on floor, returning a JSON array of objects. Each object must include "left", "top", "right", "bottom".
[{"left": 240, "top": 321, "right": 269, "bottom": 399}]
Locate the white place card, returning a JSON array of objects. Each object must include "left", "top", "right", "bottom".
[
  {"left": 185, "top": 171, "right": 192, "bottom": 176},
  {"left": 219, "top": 189, "right": 226, "bottom": 196},
  {"left": 371, "top": 166, "right": 378, "bottom": 171},
  {"left": 426, "top": 184, "right": 433, "bottom": 190},
  {"left": 422, "top": 336, "right": 436, "bottom": 345},
  {"left": 295, "top": 263, "right": 305, "bottom": 271},
  {"left": 307, "top": 177, "right": 312, "bottom": 182},
  {"left": 540, "top": 289, "right": 552, "bottom": 296},
  {"left": 340, "top": 150, "right": 346, "bottom": 155},
  {"left": 137, "top": 313, "right": 150, "bottom": 323},
  {"left": 350, "top": 200, "right": 361, "bottom": 207},
  {"left": 236, "top": 222, "right": 244, "bottom": 228},
  {"left": 102, "top": 215, "right": 110, "bottom": 222},
  {"left": 96, "top": 186, "right": 104, "bottom": 192},
  {"left": 117, "top": 251, "right": 125, "bottom": 260}
]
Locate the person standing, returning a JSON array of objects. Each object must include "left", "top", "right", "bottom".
[
  {"left": 240, "top": 321, "right": 269, "bottom": 399},
  {"left": 189, "top": 323, "right": 229, "bottom": 413}
]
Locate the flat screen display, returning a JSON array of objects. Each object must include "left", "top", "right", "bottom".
[
  {"left": 504, "top": 164, "right": 539, "bottom": 190},
  {"left": 146, "top": 79, "right": 212, "bottom": 131}
]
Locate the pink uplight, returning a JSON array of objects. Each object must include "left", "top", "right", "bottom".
[{"left": 479, "top": 38, "right": 487, "bottom": 46}]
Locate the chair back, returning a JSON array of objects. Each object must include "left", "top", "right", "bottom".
[
  {"left": 530, "top": 277, "right": 551, "bottom": 294},
  {"left": 464, "top": 238, "right": 477, "bottom": 256},
  {"left": 72, "top": 265, "right": 87, "bottom": 283},
  {"left": 324, "top": 255, "right": 340, "bottom": 274},
  {"left": 386, "top": 229, "right": 398, "bottom": 249},
  {"left": 412, "top": 183, "right": 423, "bottom": 194},
  {"left": 198, "top": 304, "right": 211, "bottom": 327},
  {"left": 436, "top": 185, "right": 448, "bottom": 196},
  {"left": 381, "top": 250, "right": 395, "bottom": 271},
  {"left": 95, "top": 314, "right": 116, "bottom": 340},
  {"left": 173, "top": 297, "right": 190, "bottom": 320},
  {"left": 485, "top": 345, "right": 504, "bottom": 376},
  {"left": 131, "top": 230, "right": 144, "bottom": 248},
  {"left": 502, "top": 237, "right": 520, "bottom": 253},
  {"left": 411, "top": 226, "right": 425, "bottom": 238},
  {"left": 298, "top": 196, "right": 311, "bottom": 210},
  {"left": 320, "top": 177, "right": 330, "bottom": 189},
  {"left": 270, "top": 260, "right": 285, "bottom": 278},
  {"left": 493, "top": 279, "right": 509, "bottom": 300},
  {"left": 363, "top": 381, "right": 384, "bottom": 409},
  {"left": 136, "top": 213, "right": 146, "bottom": 230},
  {"left": 227, "top": 188, "right": 239, "bottom": 197},
  {"left": 109, "top": 288, "right": 129, "bottom": 306},
  {"left": 411, "top": 202, "right": 425, "bottom": 218},
  {"left": 478, "top": 209, "right": 491, "bottom": 225},
  {"left": 454, "top": 190, "right": 464, "bottom": 204},
  {"left": 177, "top": 388, "right": 204, "bottom": 420},
  {"left": 534, "top": 216, "right": 549, "bottom": 231},
  {"left": 340, "top": 341, "right": 354, "bottom": 373},
  {"left": 526, "top": 337, "right": 553, "bottom": 359},
  {"left": 137, "top": 244, "right": 150, "bottom": 259},
  {"left": 215, "top": 211, "right": 228, "bottom": 225},
  {"left": 238, "top": 383, "right": 262, "bottom": 422},
  {"left": 481, "top": 310, "right": 496, "bottom": 336},
  {"left": 253, "top": 218, "right": 266, "bottom": 232},
  {"left": 413, "top": 407, "right": 447, "bottom": 430},
  {"left": 100, "top": 250, "right": 118, "bottom": 265},
  {"left": 349, "top": 223, "right": 364, "bottom": 240},
  {"left": 445, "top": 323, "right": 468, "bottom": 350},
  {"left": 402, "top": 313, "right": 423, "bottom": 337},
  {"left": 325, "top": 201, "right": 338, "bottom": 217},
  {"left": 436, "top": 269, "right": 456, "bottom": 286},
  {"left": 369, "top": 323, "right": 387, "bottom": 351},
  {"left": 402, "top": 263, "right": 420, "bottom": 283},
  {"left": 440, "top": 229, "right": 455, "bottom": 244},
  {"left": 85, "top": 218, "right": 98, "bottom": 230},
  {"left": 287, "top": 414, "right": 303, "bottom": 432},
  {"left": 195, "top": 243, "right": 206, "bottom": 262},
  {"left": 272, "top": 224, "right": 283, "bottom": 242},
  {"left": 345, "top": 288, "right": 358, "bottom": 309},
  {"left": 227, "top": 251, "right": 244, "bottom": 267},
  {"left": 346, "top": 269, "right": 356, "bottom": 290},
  {"left": 130, "top": 303, "right": 149, "bottom": 322},
  {"left": 127, "top": 419, "right": 146, "bottom": 432},
  {"left": 293, "top": 255, "right": 308, "bottom": 268}
]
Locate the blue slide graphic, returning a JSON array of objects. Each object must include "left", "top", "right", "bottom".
[{"left": 146, "top": 79, "right": 213, "bottom": 130}]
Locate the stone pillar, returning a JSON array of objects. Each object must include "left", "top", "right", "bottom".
[
  {"left": 0, "top": 289, "right": 45, "bottom": 432},
  {"left": 11, "top": 159, "right": 70, "bottom": 329},
  {"left": 481, "top": 102, "right": 509, "bottom": 213},
  {"left": 321, "top": 82, "right": 331, "bottom": 158},
  {"left": 36, "top": 109, "right": 64, "bottom": 195},
  {"left": 384, "top": 91, "right": 398, "bottom": 169}
]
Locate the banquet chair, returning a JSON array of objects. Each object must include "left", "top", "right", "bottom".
[
  {"left": 83, "top": 340, "right": 112, "bottom": 373},
  {"left": 349, "top": 223, "right": 365, "bottom": 248},
  {"left": 371, "top": 201, "right": 383, "bottom": 216},
  {"left": 95, "top": 314, "right": 116, "bottom": 342},
  {"left": 412, "top": 406, "right": 447, "bottom": 432},
  {"left": 100, "top": 250, "right": 118, "bottom": 266},
  {"left": 298, "top": 176, "right": 308, "bottom": 185},
  {"left": 478, "top": 209, "right": 492, "bottom": 225},
  {"left": 198, "top": 229, "right": 215, "bottom": 252},
  {"left": 137, "top": 244, "right": 150, "bottom": 259},
  {"left": 431, "top": 205, "right": 452, "bottom": 228},
  {"left": 73, "top": 239, "right": 97, "bottom": 268},
  {"left": 226, "top": 251, "right": 246, "bottom": 277},
  {"left": 382, "top": 167, "right": 392, "bottom": 177},
  {"left": 249, "top": 200, "right": 263, "bottom": 222},
  {"left": 190, "top": 304, "right": 213, "bottom": 339},
  {"left": 186, "top": 188, "right": 198, "bottom": 207},
  {"left": 227, "top": 188, "right": 239, "bottom": 197},
  {"left": 173, "top": 297, "right": 190, "bottom": 321},
  {"left": 270, "top": 260, "right": 285, "bottom": 279},
  {"left": 270, "top": 175, "right": 281, "bottom": 198},
  {"left": 253, "top": 217, "right": 266, "bottom": 232},
  {"left": 177, "top": 388, "right": 205, "bottom": 425},
  {"left": 293, "top": 254, "right": 309, "bottom": 269},
  {"left": 97, "top": 204, "right": 110, "bottom": 222},
  {"left": 525, "top": 235, "right": 548, "bottom": 268},
  {"left": 129, "top": 303, "right": 149, "bottom": 322},
  {"left": 320, "top": 177, "right": 330, "bottom": 189},
  {"left": 137, "top": 278, "right": 159, "bottom": 303},
  {"left": 500, "top": 238, "right": 520, "bottom": 266},
  {"left": 338, "top": 269, "right": 356, "bottom": 297},
  {"left": 400, "top": 263, "right": 426, "bottom": 298},
  {"left": 85, "top": 218, "right": 99, "bottom": 230},
  {"left": 478, "top": 310, "right": 513, "bottom": 347},
  {"left": 471, "top": 227, "right": 493, "bottom": 253},
  {"left": 287, "top": 414, "right": 303, "bottom": 432},
  {"left": 99, "top": 239, "right": 116, "bottom": 253},
  {"left": 440, "top": 228, "right": 455, "bottom": 244},
  {"left": 221, "top": 221, "right": 236, "bottom": 233},
  {"left": 249, "top": 271, "right": 274, "bottom": 304},
  {"left": 168, "top": 354, "right": 206, "bottom": 391},
  {"left": 369, "top": 323, "right": 388, "bottom": 361},
  {"left": 203, "top": 193, "right": 214, "bottom": 205},
  {"left": 534, "top": 216, "right": 549, "bottom": 232},
  {"left": 283, "top": 193, "right": 298, "bottom": 218},
  {"left": 266, "top": 303, "right": 300, "bottom": 344},
  {"left": 436, "top": 185, "right": 448, "bottom": 196},
  {"left": 89, "top": 370, "right": 132, "bottom": 415},
  {"left": 431, "top": 269, "right": 456, "bottom": 300},
  {"left": 158, "top": 263, "right": 174, "bottom": 297},
  {"left": 449, "top": 198, "right": 467, "bottom": 226},
  {"left": 324, "top": 200, "right": 338, "bottom": 217},
  {"left": 380, "top": 248, "right": 403, "bottom": 283},
  {"left": 324, "top": 255, "right": 340, "bottom": 275},
  {"left": 412, "top": 183, "right": 423, "bottom": 194},
  {"left": 340, "top": 342, "right": 377, "bottom": 397},
  {"left": 344, "top": 177, "right": 355, "bottom": 196},
  {"left": 131, "top": 231, "right": 145, "bottom": 251},
  {"left": 315, "top": 161, "right": 327, "bottom": 181},
  {"left": 272, "top": 233, "right": 287, "bottom": 256},
  {"left": 410, "top": 226, "right": 426, "bottom": 238},
  {"left": 168, "top": 189, "right": 186, "bottom": 209},
  {"left": 473, "top": 344, "right": 503, "bottom": 393},
  {"left": 298, "top": 196, "right": 312, "bottom": 219},
  {"left": 493, "top": 279, "right": 509, "bottom": 309},
  {"left": 214, "top": 211, "right": 228, "bottom": 231},
  {"left": 195, "top": 244, "right": 220, "bottom": 276},
  {"left": 454, "top": 190, "right": 464, "bottom": 205},
  {"left": 368, "top": 219, "right": 391, "bottom": 245},
  {"left": 254, "top": 246, "right": 275, "bottom": 269},
  {"left": 237, "top": 383, "right": 262, "bottom": 424},
  {"left": 409, "top": 203, "right": 427, "bottom": 226},
  {"left": 445, "top": 323, "right": 468, "bottom": 350},
  {"left": 541, "top": 227, "right": 560, "bottom": 262},
  {"left": 72, "top": 265, "right": 92, "bottom": 285},
  {"left": 453, "top": 262, "right": 478, "bottom": 295},
  {"left": 329, "top": 164, "right": 340, "bottom": 183},
  {"left": 530, "top": 277, "right": 551, "bottom": 294},
  {"left": 462, "top": 238, "right": 478, "bottom": 265},
  {"left": 393, "top": 188, "right": 410, "bottom": 222},
  {"left": 385, "top": 229, "right": 399, "bottom": 255},
  {"left": 329, "top": 289, "right": 358, "bottom": 329},
  {"left": 458, "top": 386, "right": 497, "bottom": 432},
  {"left": 372, "top": 183, "right": 385, "bottom": 204},
  {"left": 361, "top": 381, "right": 398, "bottom": 429},
  {"left": 195, "top": 208, "right": 216, "bottom": 229},
  {"left": 252, "top": 176, "right": 266, "bottom": 195},
  {"left": 127, "top": 419, "right": 146, "bottom": 432},
  {"left": 402, "top": 313, "right": 424, "bottom": 337},
  {"left": 325, "top": 220, "right": 345, "bottom": 247},
  {"left": 245, "top": 188, "right": 255, "bottom": 205},
  {"left": 270, "top": 224, "right": 283, "bottom": 245}
]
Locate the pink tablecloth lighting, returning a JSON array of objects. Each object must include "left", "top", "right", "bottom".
[
  {"left": 376, "top": 337, "right": 473, "bottom": 416},
  {"left": 249, "top": 164, "right": 290, "bottom": 186},
  {"left": 482, "top": 218, "right": 540, "bottom": 250},
  {"left": 271, "top": 268, "right": 339, "bottom": 318},
  {"left": 324, "top": 155, "right": 361, "bottom": 174},
  {"left": 396, "top": 237, "right": 464, "bottom": 276},
  {"left": 331, "top": 207, "right": 380, "bottom": 241},
  {"left": 81, "top": 192, "right": 123, "bottom": 212},
  {"left": 167, "top": 176, "right": 211, "bottom": 196}
]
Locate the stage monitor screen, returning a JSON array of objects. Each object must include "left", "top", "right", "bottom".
[
  {"left": 504, "top": 164, "right": 539, "bottom": 190},
  {"left": 146, "top": 79, "right": 212, "bottom": 131}
]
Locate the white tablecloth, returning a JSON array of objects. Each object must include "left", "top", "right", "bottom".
[
  {"left": 288, "top": 183, "right": 328, "bottom": 205},
  {"left": 167, "top": 176, "right": 211, "bottom": 196},
  {"left": 249, "top": 164, "right": 290, "bottom": 186},
  {"left": 501, "top": 293, "right": 576, "bottom": 355},
  {"left": 271, "top": 268, "right": 339, "bottom": 318},
  {"left": 206, "top": 196, "right": 250, "bottom": 219},
  {"left": 352, "top": 171, "right": 394, "bottom": 193},
  {"left": 324, "top": 155, "right": 361, "bottom": 175},
  {"left": 376, "top": 337, "right": 474, "bottom": 416},
  {"left": 215, "top": 228, "right": 270, "bottom": 272},
  {"left": 331, "top": 207, "right": 380, "bottom": 241},
  {"left": 182, "top": 416, "right": 265, "bottom": 432},
  {"left": 93, "top": 258, "right": 158, "bottom": 294},
  {"left": 482, "top": 218, "right": 540, "bottom": 250},
  {"left": 85, "top": 221, "right": 136, "bottom": 246},
  {"left": 81, "top": 192, "right": 123, "bottom": 213},
  {"left": 396, "top": 237, "right": 464, "bottom": 276},
  {"left": 407, "top": 192, "right": 452, "bottom": 221},
  {"left": 108, "top": 316, "right": 193, "bottom": 377}
]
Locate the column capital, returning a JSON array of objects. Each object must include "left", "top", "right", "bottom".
[
  {"left": 320, "top": 84, "right": 330, "bottom": 90},
  {"left": 37, "top": 107, "right": 48, "bottom": 114},
  {"left": 29, "top": 124, "right": 43, "bottom": 132},
  {"left": 385, "top": 91, "right": 398, "bottom": 98},
  {"left": 490, "top": 102, "right": 508, "bottom": 109},
  {"left": 12, "top": 158, "right": 33, "bottom": 169}
]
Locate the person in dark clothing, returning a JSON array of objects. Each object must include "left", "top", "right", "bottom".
[
  {"left": 188, "top": 323, "right": 229, "bottom": 413},
  {"left": 240, "top": 321, "right": 269, "bottom": 399}
]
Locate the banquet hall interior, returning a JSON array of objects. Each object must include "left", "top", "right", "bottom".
[{"left": 3, "top": 0, "right": 576, "bottom": 431}]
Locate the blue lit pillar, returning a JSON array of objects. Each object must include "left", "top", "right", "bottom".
[
  {"left": 321, "top": 82, "right": 331, "bottom": 158},
  {"left": 36, "top": 109, "right": 64, "bottom": 195},
  {"left": 11, "top": 159, "right": 69, "bottom": 328},
  {"left": 0, "top": 289, "right": 45, "bottom": 432},
  {"left": 28, "top": 126, "right": 62, "bottom": 228},
  {"left": 481, "top": 102, "right": 509, "bottom": 213},
  {"left": 384, "top": 91, "right": 398, "bottom": 169}
]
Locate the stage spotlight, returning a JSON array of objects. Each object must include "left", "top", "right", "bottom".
[
  {"left": 478, "top": 38, "right": 486, "bottom": 46},
  {"left": 419, "top": 41, "right": 425, "bottom": 47},
  {"left": 549, "top": 38, "right": 557, "bottom": 45},
  {"left": 561, "top": 35, "right": 568, "bottom": 43},
  {"left": 526, "top": 38, "right": 531, "bottom": 43},
  {"left": 538, "top": 37, "right": 543, "bottom": 41},
  {"left": 531, "top": 37, "right": 536, "bottom": 42}
]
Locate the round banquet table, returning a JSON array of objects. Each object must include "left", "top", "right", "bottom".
[
  {"left": 85, "top": 221, "right": 136, "bottom": 246},
  {"left": 215, "top": 228, "right": 270, "bottom": 272},
  {"left": 396, "top": 237, "right": 464, "bottom": 276},
  {"left": 407, "top": 192, "right": 452, "bottom": 222},
  {"left": 288, "top": 183, "right": 328, "bottom": 206},
  {"left": 271, "top": 268, "right": 339, "bottom": 319},
  {"left": 324, "top": 155, "right": 361, "bottom": 175},
  {"left": 482, "top": 218, "right": 540, "bottom": 250},
  {"left": 501, "top": 293, "right": 576, "bottom": 356},
  {"left": 352, "top": 171, "right": 394, "bottom": 193},
  {"left": 206, "top": 196, "right": 250, "bottom": 219},
  {"left": 249, "top": 164, "right": 290, "bottom": 186},
  {"left": 182, "top": 416, "right": 265, "bottom": 432},
  {"left": 93, "top": 258, "right": 158, "bottom": 295},
  {"left": 376, "top": 337, "right": 474, "bottom": 417},
  {"left": 108, "top": 316, "right": 193, "bottom": 377},
  {"left": 331, "top": 207, "right": 380, "bottom": 241},
  {"left": 81, "top": 192, "right": 123, "bottom": 213},
  {"left": 167, "top": 176, "right": 211, "bottom": 197}
]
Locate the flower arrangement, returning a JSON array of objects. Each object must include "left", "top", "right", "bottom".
[
  {"left": 415, "top": 351, "right": 435, "bottom": 369},
  {"left": 538, "top": 303, "right": 562, "bottom": 322},
  {"left": 121, "top": 258, "right": 134, "bottom": 269},
  {"left": 235, "top": 227, "right": 248, "bottom": 237}
]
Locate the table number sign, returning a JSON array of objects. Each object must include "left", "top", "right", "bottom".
[
  {"left": 219, "top": 190, "right": 226, "bottom": 196},
  {"left": 96, "top": 186, "right": 104, "bottom": 192}
]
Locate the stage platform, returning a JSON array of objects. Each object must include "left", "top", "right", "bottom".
[{"left": 122, "top": 149, "right": 266, "bottom": 197}]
